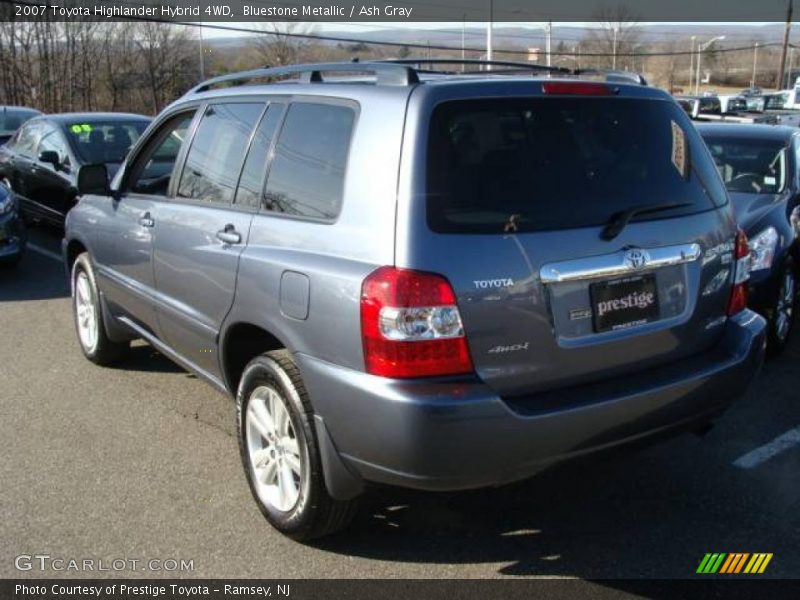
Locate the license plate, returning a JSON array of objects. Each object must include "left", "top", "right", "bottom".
[{"left": 590, "top": 274, "right": 660, "bottom": 333}]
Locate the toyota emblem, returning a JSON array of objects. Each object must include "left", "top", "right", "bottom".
[{"left": 624, "top": 248, "right": 650, "bottom": 270}]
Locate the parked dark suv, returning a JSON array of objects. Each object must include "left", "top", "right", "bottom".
[{"left": 63, "top": 61, "right": 767, "bottom": 540}]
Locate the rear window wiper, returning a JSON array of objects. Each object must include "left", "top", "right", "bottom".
[{"left": 601, "top": 201, "right": 694, "bottom": 241}]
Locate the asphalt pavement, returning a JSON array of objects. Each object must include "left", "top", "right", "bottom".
[{"left": 1, "top": 226, "right": 798, "bottom": 583}]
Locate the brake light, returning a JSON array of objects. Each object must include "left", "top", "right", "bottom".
[
  {"left": 542, "top": 81, "right": 615, "bottom": 96},
  {"left": 360, "top": 267, "right": 474, "bottom": 378},
  {"left": 728, "top": 229, "right": 750, "bottom": 316}
]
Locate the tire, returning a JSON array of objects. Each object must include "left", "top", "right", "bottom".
[
  {"left": 0, "top": 257, "right": 20, "bottom": 269},
  {"left": 236, "top": 350, "right": 359, "bottom": 541},
  {"left": 71, "top": 252, "right": 129, "bottom": 365},
  {"left": 767, "top": 256, "right": 797, "bottom": 355}
]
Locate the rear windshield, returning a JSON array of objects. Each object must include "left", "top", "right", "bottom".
[{"left": 426, "top": 97, "right": 726, "bottom": 234}]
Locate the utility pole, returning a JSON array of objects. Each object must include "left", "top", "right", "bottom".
[
  {"left": 612, "top": 24, "right": 619, "bottom": 69},
  {"left": 486, "top": 0, "right": 493, "bottom": 69},
  {"left": 778, "top": 0, "right": 793, "bottom": 89},
  {"left": 696, "top": 36, "right": 725, "bottom": 95},
  {"left": 689, "top": 36, "right": 696, "bottom": 90},
  {"left": 545, "top": 21, "right": 552, "bottom": 67},
  {"left": 751, "top": 43, "right": 759, "bottom": 88},
  {"left": 462, "top": 14, "right": 466, "bottom": 69},
  {"left": 198, "top": 21, "right": 205, "bottom": 80}
]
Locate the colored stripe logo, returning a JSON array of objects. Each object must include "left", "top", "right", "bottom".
[{"left": 697, "top": 553, "right": 773, "bottom": 574}]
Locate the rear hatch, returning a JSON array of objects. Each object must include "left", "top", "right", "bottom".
[{"left": 404, "top": 89, "right": 738, "bottom": 398}]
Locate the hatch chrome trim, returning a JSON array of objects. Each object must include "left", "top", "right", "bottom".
[{"left": 540, "top": 243, "right": 702, "bottom": 284}]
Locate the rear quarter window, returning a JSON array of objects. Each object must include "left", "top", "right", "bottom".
[
  {"left": 426, "top": 97, "right": 727, "bottom": 234},
  {"left": 263, "top": 102, "right": 355, "bottom": 220}
]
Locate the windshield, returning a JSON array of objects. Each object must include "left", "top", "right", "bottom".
[
  {"left": 426, "top": 97, "right": 724, "bottom": 234},
  {"left": 702, "top": 136, "right": 787, "bottom": 194},
  {"left": 65, "top": 120, "right": 149, "bottom": 164},
  {"left": 0, "top": 108, "right": 40, "bottom": 136}
]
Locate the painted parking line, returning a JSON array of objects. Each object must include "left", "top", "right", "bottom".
[
  {"left": 27, "top": 243, "right": 62, "bottom": 263},
  {"left": 733, "top": 426, "right": 800, "bottom": 469}
]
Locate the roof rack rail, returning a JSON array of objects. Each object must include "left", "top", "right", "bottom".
[
  {"left": 380, "top": 58, "right": 571, "bottom": 75},
  {"left": 573, "top": 69, "right": 648, "bottom": 86},
  {"left": 187, "top": 61, "right": 420, "bottom": 94}
]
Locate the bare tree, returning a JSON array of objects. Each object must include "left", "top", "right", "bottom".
[
  {"left": 581, "top": 4, "right": 641, "bottom": 70},
  {"left": 251, "top": 23, "right": 316, "bottom": 67},
  {"left": 135, "top": 22, "right": 195, "bottom": 114}
]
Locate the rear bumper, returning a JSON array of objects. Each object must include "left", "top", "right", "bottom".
[
  {"left": 297, "top": 310, "right": 766, "bottom": 494},
  {"left": 0, "top": 211, "right": 26, "bottom": 262}
]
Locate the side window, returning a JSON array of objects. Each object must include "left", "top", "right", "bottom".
[
  {"left": 127, "top": 113, "right": 194, "bottom": 196},
  {"left": 37, "top": 125, "right": 70, "bottom": 167},
  {"left": 178, "top": 103, "right": 264, "bottom": 205},
  {"left": 234, "top": 103, "right": 285, "bottom": 208},
  {"left": 264, "top": 102, "right": 355, "bottom": 220}
]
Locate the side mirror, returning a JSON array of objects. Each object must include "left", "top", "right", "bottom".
[
  {"left": 38, "top": 150, "right": 60, "bottom": 169},
  {"left": 77, "top": 164, "right": 109, "bottom": 196}
]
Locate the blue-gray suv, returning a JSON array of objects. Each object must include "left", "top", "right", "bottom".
[{"left": 63, "top": 61, "right": 767, "bottom": 540}]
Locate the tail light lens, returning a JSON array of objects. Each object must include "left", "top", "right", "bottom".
[
  {"left": 728, "top": 229, "right": 751, "bottom": 316},
  {"left": 542, "top": 81, "right": 615, "bottom": 96},
  {"left": 360, "top": 267, "right": 474, "bottom": 378}
]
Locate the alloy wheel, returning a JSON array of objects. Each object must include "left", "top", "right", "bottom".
[
  {"left": 774, "top": 268, "right": 796, "bottom": 342},
  {"left": 74, "top": 271, "right": 98, "bottom": 353},
  {"left": 245, "top": 385, "right": 304, "bottom": 512}
]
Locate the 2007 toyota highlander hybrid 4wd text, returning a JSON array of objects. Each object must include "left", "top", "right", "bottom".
[{"left": 63, "top": 61, "right": 767, "bottom": 540}]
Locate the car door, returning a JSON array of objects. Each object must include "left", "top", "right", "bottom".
[
  {"left": 91, "top": 110, "right": 198, "bottom": 335},
  {"left": 29, "top": 122, "right": 77, "bottom": 224},
  {"left": 4, "top": 120, "right": 43, "bottom": 219},
  {"left": 152, "top": 100, "right": 266, "bottom": 378}
]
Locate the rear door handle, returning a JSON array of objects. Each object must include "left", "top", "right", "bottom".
[
  {"left": 216, "top": 224, "right": 241, "bottom": 245},
  {"left": 138, "top": 212, "right": 154, "bottom": 228}
]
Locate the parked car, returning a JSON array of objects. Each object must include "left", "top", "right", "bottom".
[
  {"left": 719, "top": 95, "right": 748, "bottom": 114},
  {"left": 698, "top": 123, "right": 800, "bottom": 352},
  {"left": 63, "top": 61, "right": 766, "bottom": 540},
  {"left": 738, "top": 87, "right": 766, "bottom": 112},
  {"left": 0, "top": 182, "right": 26, "bottom": 267},
  {"left": 740, "top": 87, "right": 763, "bottom": 97},
  {"left": 675, "top": 95, "right": 721, "bottom": 118},
  {"left": 0, "top": 113, "right": 151, "bottom": 226},
  {"left": 677, "top": 95, "right": 775, "bottom": 124},
  {"left": 0, "top": 106, "right": 42, "bottom": 146}
]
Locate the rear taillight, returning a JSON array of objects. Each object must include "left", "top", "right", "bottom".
[
  {"left": 541, "top": 81, "right": 615, "bottom": 96},
  {"left": 360, "top": 267, "right": 474, "bottom": 378},
  {"left": 728, "top": 229, "right": 751, "bottom": 316}
]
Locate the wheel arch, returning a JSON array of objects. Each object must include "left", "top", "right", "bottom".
[
  {"left": 65, "top": 237, "right": 89, "bottom": 272},
  {"left": 220, "top": 321, "right": 288, "bottom": 396}
]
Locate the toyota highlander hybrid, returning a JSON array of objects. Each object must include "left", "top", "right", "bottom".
[{"left": 63, "top": 61, "right": 767, "bottom": 540}]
